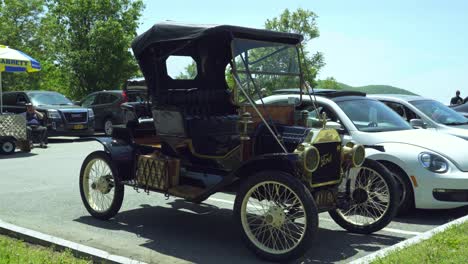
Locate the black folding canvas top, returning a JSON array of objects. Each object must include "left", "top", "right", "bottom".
[{"left": 131, "top": 22, "right": 303, "bottom": 58}]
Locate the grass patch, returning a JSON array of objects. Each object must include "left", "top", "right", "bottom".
[
  {"left": 0, "top": 234, "right": 91, "bottom": 264},
  {"left": 373, "top": 221, "right": 468, "bottom": 264}
]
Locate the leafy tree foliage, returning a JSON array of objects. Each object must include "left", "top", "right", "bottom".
[
  {"left": 317, "top": 77, "right": 341, "bottom": 90},
  {"left": 43, "top": 0, "right": 144, "bottom": 99},
  {"left": 0, "top": 0, "right": 45, "bottom": 91}
]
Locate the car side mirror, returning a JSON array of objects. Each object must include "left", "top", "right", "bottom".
[
  {"left": 410, "top": 119, "right": 426, "bottom": 129},
  {"left": 74, "top": 101, "right": 81, "bottom": 106},
  {"left": 325, "top": 121, "right": 346, "bottom": 134}
]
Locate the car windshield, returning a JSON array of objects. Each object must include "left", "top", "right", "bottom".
[
  {"left": 410, "top": 99, "right": 468, "bottom": 125},
  {"left": 29, "top": 92, "right": 74, "bottom": 106},
  {"left": 337, "top": 99, "right": 412, "bottom": 132},
  {"left": 231, "top": 39, "right": 301, "bottom": 104}
]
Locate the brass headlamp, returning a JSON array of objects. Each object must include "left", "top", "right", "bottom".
[{"left": 341, "top": 142, "right": 365, "bottom": 167}]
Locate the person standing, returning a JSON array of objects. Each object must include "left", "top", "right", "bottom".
[
  {"left": 21, "top": 103, "right": 48, "bottom": 148},
  {"left": 450, "top": 90, "right": 463, "bottom": 105}
]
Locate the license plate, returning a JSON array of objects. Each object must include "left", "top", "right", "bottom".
[{"left": 73, "top": 124, "right": 85, "bottom": 130}]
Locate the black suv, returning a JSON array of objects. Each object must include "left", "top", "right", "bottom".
[
  {"left": 1, "top": 91, "right": 95, "bottom": 136},
  {"left": 80, "top": 87, "right": 148, "bottom": 136}
]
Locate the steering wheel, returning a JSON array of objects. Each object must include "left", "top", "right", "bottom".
[{"left": 368, "top": 121, "right": 378, "bottom": 127}]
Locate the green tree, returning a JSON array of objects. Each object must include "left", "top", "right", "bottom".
[
  {"left": 317, "top": 77, "right": 341, "bottom": 90},
  {"left": 265, "top": 8, "right": 325, "bottom": 87},
  {"left": 42, "top": 0, "right": 144, "bottom": 99},
  {"left": 0, "top": 0, "right": 45, "bottom": 91}
]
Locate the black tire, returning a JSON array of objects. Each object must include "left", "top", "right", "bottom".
[
  {"left": 0, "top": 140, "right": 16, "bottom": 155},
  {"left": 103, "top": 118, "right": 113, "bottom": 136},
  {"left": 329, "top": 159, "right": 398, "bottom": 234},
  {"left": 388, "top": 166, "right": 414, "bottom": 216},
  {"left": 79, "top": 151, "right": 124, "bottom": 220},
  {"left": 234, "top": 171, "right": 318, "bottom": 262}
]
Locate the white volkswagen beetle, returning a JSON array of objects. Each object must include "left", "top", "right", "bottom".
[{"left": 262, "top": 90, "right": 468, "bottom": 214}]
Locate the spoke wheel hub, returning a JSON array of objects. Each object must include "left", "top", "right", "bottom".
[
  {"left": 352, "top": 188, "right": 368, "bottom": 204},
  {"left": 265, "top": 206, "right": 286, "bottom": 228},
  {"left": 93, "top": 175, "right": 113, "bottom": 194}
]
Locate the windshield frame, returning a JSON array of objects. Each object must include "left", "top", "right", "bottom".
[
  {"left": 230, "top": 38, "right": 304, "bottom": 106},
  {"left": 230, "top": 38, "right": 305, "bottom": 153},
  {"left": 336, "top": 98, "right": 413, "bottom": 133}
]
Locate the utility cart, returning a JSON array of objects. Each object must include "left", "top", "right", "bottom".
[
  {"left": 0, "top": 113, "right": 30, "bottom": 155},
  {"left": 79, "top": 22, "right": 398, "bottom": 262}
]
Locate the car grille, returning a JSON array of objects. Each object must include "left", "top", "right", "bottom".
[
  {"left": 312, "top": 142, "right": 341, "bottom": 185},
  {"left": 63, "top": 111, "right": 87, "bottom": 123}
]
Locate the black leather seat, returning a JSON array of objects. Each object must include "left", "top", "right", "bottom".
[{"left": 155, "top": 88, "right": 239, "bottom": 156}]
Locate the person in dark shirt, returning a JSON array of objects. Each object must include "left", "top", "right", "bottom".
[
  {"left": 450, "top": 90, "right": 463, "bottom": 105},
  {"left": 21, "top": 103, "right": 48, "bottom": 148}
]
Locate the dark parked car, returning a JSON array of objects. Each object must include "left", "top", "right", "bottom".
[
  {"left": 80, "top": 87, "right": 147, "bottom": 136},
  {"left": 451, "top": 102, "right": 468, "bottom": 118},
  {"left": 120, "top": 78, "right": 154, "bottom": 135},
  {"left": 1, "top": 91, "right": 94, "bottom": 136}
]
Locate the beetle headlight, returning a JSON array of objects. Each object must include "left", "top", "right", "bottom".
[
  {"left": 418, "top": 152, "right": 448, "bottom": 173},
  {"left": 341, "top": 142, "right": 365, "bottom": 167}
]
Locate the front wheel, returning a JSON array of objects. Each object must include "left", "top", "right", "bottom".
[
  {"left": 0, "top": 140, "right": 16, "bottom": 155},
  {"left": 79, "top": 151, "right": 124, "bottom": 220},
  {"left": 234, "top": 171, "right": 318, "bottom": 262},
  {"left": 329, "top": 159, "right": 398, "bottom": 234}
]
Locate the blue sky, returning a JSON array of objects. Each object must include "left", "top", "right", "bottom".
[{"left": 139, "top": 0, "right": 468, "bottom": 103}]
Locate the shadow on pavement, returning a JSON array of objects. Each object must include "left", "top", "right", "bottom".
[
  {"left": 0, "top": 152, "right": 37, "bottom": 159},
  {"left": 75, "top": 199, "right": 404, "bottom": 264},
  {"left": 393, "top": 206, "right": 468, "bottom": 225}
]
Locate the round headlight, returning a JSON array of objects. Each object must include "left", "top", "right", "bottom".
[
  {"left": 303, "top": 146, "right": 320, "bottom": 173},
  {"left": 352, "top": 144, "right": 365, "bottom": 167},
  {"left": 418, "top": 152, "right": 448, "bottom": 173}
]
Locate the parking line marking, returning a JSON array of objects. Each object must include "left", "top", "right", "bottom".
[
  {"left": 381, "top": 227, "right": 422, "bottom": 236},
  {"left": 208, "top": 197, "right": 423, "bottom": 236},
  {"left": 208, "top": 197, "right": 234, "bottom": 205},
  {"left": 319, "top": 217, "right": 422, "bottom": 235}
]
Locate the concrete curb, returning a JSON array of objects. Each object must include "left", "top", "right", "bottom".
[
  {"left": 0, "top": 219, "right": 146, "bottom": 264},
  {"left": 350, "top": 214, "right": 468, "bottom": 264}
]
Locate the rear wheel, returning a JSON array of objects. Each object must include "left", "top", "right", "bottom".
[
  {"left": 329, "top": 159, "right": 398, "bottom": 234},
  {"left": 234, "top": 171, "right": 318, "bottom": 262},
  {"left": 103, "top": 118, "right": 113, "bottom": 136},
  {"left": 0, "top": 140, "right": 16, "bottom": 155},
  {"left": 79, "top": 151, "right": 124, "bottom": 220}
]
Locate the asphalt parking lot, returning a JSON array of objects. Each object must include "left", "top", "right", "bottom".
[{"left": 0, "top": 138, "right": 467, "bottom": 263}]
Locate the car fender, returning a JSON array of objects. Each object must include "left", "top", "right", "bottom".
[
  {"left": 87, "top": 137, "right": 136, "bottom": 181},
  {"left": 365, "top": 143, "right": 419, "bottom": 177}
]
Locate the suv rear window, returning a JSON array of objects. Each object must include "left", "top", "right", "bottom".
[{"left": 127, "top": 91, "right": 147, "bottom": 102}]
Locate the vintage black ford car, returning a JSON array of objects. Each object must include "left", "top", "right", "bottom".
[{"left": 79, "top": 22, "right": 397, "bottom": 261}]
